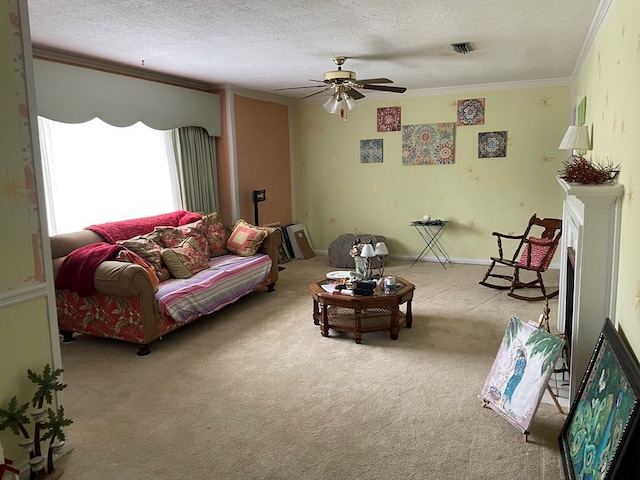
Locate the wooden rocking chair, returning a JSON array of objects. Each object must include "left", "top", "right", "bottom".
[{"left": 479, "top": 214, "right": 562, "bottom": 301}]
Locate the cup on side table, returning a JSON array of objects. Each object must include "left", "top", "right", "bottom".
[{"left": 383, "top": 276, "right": 396, "bottom": 294}]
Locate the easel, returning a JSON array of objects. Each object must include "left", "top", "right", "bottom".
[
  {"left": 537, "top": 300, "right": 566, "bottom": 417},
  {"left": 480, "top": 300, "right": 566, "bottom": 444}
]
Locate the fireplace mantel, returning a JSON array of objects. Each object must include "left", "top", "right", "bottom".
[{"left": 556, "top": 176, "right": 624, "bottom": 402}]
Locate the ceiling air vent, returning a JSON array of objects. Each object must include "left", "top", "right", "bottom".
[{"left": 451, "top": 42, "right": 473, "bottom": 54}]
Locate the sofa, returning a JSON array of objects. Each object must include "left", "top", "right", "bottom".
[{"left": 50, "top": 210, "right": 282, "bottom": 355}]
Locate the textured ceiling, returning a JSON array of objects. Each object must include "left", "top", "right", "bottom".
[{"left": 27, "top": 0, "right": 601, "bottom": 101}]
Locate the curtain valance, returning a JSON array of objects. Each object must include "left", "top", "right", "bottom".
[{"left": 33, "top": 59, "right": 221, "bottom": 137}]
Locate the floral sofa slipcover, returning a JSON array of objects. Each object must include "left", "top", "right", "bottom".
[{"left": 50, "top": 211, "right": 282, "bottom": 355}]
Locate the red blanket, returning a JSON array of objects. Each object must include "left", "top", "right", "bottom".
[
  {"left": 85, "top": 210, "right": 202, "bottom": 243},
  {"left": 55, "top": 243, "right": 124, "bottom": 296}
]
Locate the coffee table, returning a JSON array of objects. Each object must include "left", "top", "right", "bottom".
[{"left": 309, "top": 276, "right": 415, "bottom": 344}]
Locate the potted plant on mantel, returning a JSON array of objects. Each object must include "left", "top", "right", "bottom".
[
  {"left": 558, "top": 155, "right": 619, "bottom": 185},
  {"left": 0, "top": 365, "right": 72, "bottom": 480}
]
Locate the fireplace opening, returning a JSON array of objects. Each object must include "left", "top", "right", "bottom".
[{"left": 562, "top": 247, "right": 576, "bottom": 372}]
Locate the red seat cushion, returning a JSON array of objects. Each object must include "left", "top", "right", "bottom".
[{"left": 517, "top": 237, "right": 557, "bottom": 270}]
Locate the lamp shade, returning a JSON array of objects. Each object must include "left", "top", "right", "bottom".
[
  {"left": 360, "top": 243, "right": 376, "bottom": 258},
  {"left": 559, "top": 125, "right": 591, "bottom": 151},
  {"left": 323, "top": 95, "right": 340, "bottom": 114},
  {"left": 344, "top": 95, "right": 358, "bottom": 111},
  {"left": 374, "top": 242, "right": 388, "bottom": 256}
]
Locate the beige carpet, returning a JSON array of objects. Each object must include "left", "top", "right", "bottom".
[{"left": 56, "top": 257, "right": 566, "bottom": 480}]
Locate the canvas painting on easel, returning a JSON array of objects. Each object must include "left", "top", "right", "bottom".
[{"left": 479, "top": 316, "right": 564, "bottom": 434}]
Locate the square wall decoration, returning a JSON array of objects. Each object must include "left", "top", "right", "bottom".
[
  {"left": 402, "top": 123, "right": 455, "bottom": 166},
  {"left": 478, "top": 131, "right": 507, "bottom": 158},
  {"left": 377, "top": 106, "right": 401, "bottom": 132},
  {"left": 457, "top": 98, "right": 485, "bottom": 126},
  {"left": 360, "top": 139, "right": 383, "bottom": 163}
]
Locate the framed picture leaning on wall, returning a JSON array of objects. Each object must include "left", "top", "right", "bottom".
[{"left": 559, "top": 318, "right": 640, "bottom": 480}]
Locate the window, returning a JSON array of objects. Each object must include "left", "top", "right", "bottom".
[{"left": 38, "top": 117, "right": 182, "bottom": 235}]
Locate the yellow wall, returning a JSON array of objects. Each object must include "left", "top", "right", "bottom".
[
  {"left": 0, "top": 300, "right": 57, "bottom": 461},
  {"left": 0, "top": 0, "right": 58, "bottom": 463},
  {"left": 292, "top": 85, "right": 570, "bottom": 261},
  {"left": 574, "top": 0, "right": 640, "bottom": 356}
]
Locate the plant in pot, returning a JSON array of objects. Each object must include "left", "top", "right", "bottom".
[{"left": 0, "top": 365, "right": 72, "bottom": 480}]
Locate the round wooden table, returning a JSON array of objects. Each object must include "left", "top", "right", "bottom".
[{"left": 309, "top": 276, "right": 415, "bottom": 344}]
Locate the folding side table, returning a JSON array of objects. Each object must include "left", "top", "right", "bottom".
[{"left": 410, "top": 220, "right": 452, "bottom": 268}]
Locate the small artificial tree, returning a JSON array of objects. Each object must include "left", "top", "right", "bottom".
[{"left": 0, "top": 365, "right": 72, "bottom": 479}]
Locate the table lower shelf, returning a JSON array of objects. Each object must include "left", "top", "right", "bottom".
[{"left": 315, "top": 306, "right": 408, "bottom": 343}]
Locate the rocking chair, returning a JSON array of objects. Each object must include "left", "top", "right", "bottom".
[{"left": 479, "top": 214, "right": 562, "bottom": 301}]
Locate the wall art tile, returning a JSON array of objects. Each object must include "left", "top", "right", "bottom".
[{"left": 402, "top": 123, "right": 455, "bottom": 165}]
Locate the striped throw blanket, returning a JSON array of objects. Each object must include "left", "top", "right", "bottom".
[{"left": 156, "top": 254, "right": 272, "bottom": 323}]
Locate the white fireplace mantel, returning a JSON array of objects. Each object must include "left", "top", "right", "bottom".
[{"left": 556, "top": 176, "right": 624, "bottom": 402}]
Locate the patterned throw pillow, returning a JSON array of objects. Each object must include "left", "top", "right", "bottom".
[
  {"left": 161, "top": 237, "right": 209, "bottom": 279},
  {"left": 202, "top": 212, "right": 230, "bottom": 257},
  {"left": 116, "top": 249, "right": 160, "bottom": 289},
  {"left": 517, "top": 237, "right": 557, "bottom": 270},
  {"left": 117, "top": 231, "right": 170, "bottom": 281},
  {"left": 154, "top": 220, "right": 210, "bottom": 258},
  {"left": 226, "top": 219, "right": 267, "bottom": 257}
]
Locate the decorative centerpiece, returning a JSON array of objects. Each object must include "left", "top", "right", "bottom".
[
  {"left": 0, "top": 365, "right": 72, "bottom": 480},
  {"left": 558, "top": 155, "right": 619, "bottom": 185},
  {"left": 350, "top": 240, "right": 369, "bottom": 279},
  {"left": 350, "top": 239, "right": 389, "bottom": 280}
]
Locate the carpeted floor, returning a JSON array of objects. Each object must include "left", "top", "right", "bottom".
[{"left": 56, "top": 256, "right": 566, "bottom": 479}]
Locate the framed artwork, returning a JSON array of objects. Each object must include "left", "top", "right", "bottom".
[
  {"left": 360, "top": 139, "right": 383, "bottom": 163},
  {"left": 401, "top": 123, "right": 455, "bottom": 165},
  {"left": 457, "top": 98, "right": 485, "bottom": 126},
  {"left": 377, "top": 107, "right": 401, "bottom": 132},
  {"left": 559, "top": 318, "right": 640, "bottom": 480},
  {"left": 479, "top": 316, "right": 564, "bottom": 434},
  {"left": 478, "top": 131, "right": 507, "bottom": 158},
  {"left": 577, "top": 96, "right": 587, "bottom": 126},
  {"left": 277, "top": 243, "right": 290, "bottom": 264}
]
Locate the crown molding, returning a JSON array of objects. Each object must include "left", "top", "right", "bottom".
[
  {"left": 297, "top": 77, "right": 573, "bottom": 105},
  {"left": 230, "top": 87, "right": 294, "bottom": 106},
  {"left": 33, "top": 46, "right": 573, "bottom": 107},
  {"left": 32, "top": 46, "right": 216, "bottom": 92},
  {"left": 572, "top": 0, "right": 614, "bottom": 79}
]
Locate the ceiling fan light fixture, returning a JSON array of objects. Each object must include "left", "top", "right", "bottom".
[
  {"left": 344, "top": 94, "right": 358, "bottom": 111},
  {"left": 323, "top": 95, "right": 341, "bottom": 114},
  {"left": 451, "top": 42, "right": 473, "bottom": 54}
]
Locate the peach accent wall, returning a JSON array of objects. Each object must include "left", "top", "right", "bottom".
[
  {"left": 212, "top": 88, "right": 233, "bottom": 224},
  {"left": 233, "top": 94, "right": 292, "bottom": 226}
]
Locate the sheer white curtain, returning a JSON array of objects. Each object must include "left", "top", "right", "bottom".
[{"left": 38, "top": 117, "right": 182, "bottom": 235}]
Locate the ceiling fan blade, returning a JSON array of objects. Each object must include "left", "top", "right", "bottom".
[
  {"left": 298, "top": 87, "right": 331, "bottom": 100},
  {"left": 347, "top": 88, "right": 365, "bottom": 100},
  {"left": 273, "top": 85, "right": 325, "bottom": 91},
  {"left": 356, "top": 78, "right": 393, "bottom": 85},
  {"left": 361, "top": 84, "right": 407, "bottom": 93}
]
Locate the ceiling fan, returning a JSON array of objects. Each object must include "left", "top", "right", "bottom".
[{"left": 274, "top": 56, "right": 406, "bottom": 119}]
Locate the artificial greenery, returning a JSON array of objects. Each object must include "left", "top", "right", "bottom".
[
  {"left": 558, "top": 155, "right": 619, "bottom": 185},
  {"left": 0, "top": 365, "right": 72, "bottom": 479}
]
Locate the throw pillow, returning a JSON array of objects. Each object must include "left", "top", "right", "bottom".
[
  {"left": 161, "top": 237, "right": 210, "bottom": 279},
  {"left": 117, "top": 232, "right": 170, "bottom": 281},
  {"left": 116, "top": 249, "right": 160, "bottom": 289},
  {"left": 202, "top": 212, "right": 230, "bottom": 257},
  {"left": 226, "top": 219, "right": 267, "bottom": 257},
  {"left": 154, "top": 220, "right": 210, "bottom": 258},
  {"left": 517, "top": 237, "right": 557, "bottom": 270}
]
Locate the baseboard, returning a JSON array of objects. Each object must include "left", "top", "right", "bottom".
[{"left": 313, "top": 250, "right": 560, "bottom": 270}]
